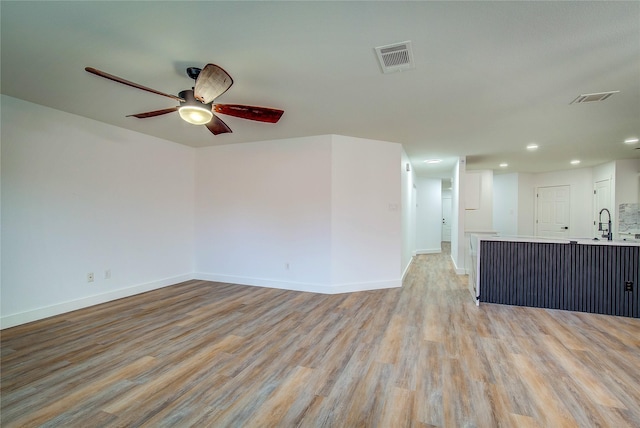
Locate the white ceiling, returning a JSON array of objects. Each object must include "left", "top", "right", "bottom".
[{"left": 2, "top": 1, "right": 639, "bottom": 178}]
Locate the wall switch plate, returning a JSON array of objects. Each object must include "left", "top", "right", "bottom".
[
  {"left": 105, "top": 269, "right": 111, "bottom": 279},
  {"left": 625, "top": 281, "right": 633, "bottom": 292},
  {"left": 87, "top": 272, "right": 94, "bottom": 283}
]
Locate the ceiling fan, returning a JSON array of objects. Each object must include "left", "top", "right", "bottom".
[{"left": 85, "top": 64, "right": 284, "bottom": 135}]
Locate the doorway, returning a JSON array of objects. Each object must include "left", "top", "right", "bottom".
[
  {"left": 535, "top": 185, "right": 571, "bottom": 238},
  {"left": 442, "top": 196, "right": 452, "bottom": 242},
  {"left": 594, "top": 179, "right": 611, "bottom": 238}
]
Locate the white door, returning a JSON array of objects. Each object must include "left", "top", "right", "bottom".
[
  {"left": 594, "top": 179, "right": 611, "bottom": 238},
  {"left": 442, "top": 197, "right": 452, "bottom": 242},
  {"left": 536, "top": 185, "right": 571, "bottom": 238}
]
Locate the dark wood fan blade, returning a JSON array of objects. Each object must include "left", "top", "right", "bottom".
[
  {"left": 214, "top": 104, "right": 284, "bottom": 123},
  {"left": 194, "top": 64, "right": 233, "bottom": 104},
  {"left": 205, "top": 114, "right": 232, "bottom": 135},
  {"left": 85, "top": 67, "right": 184, "bottom": 102},
  {"left": 126, "top": 107, "right": 178, "bottom": 118}
]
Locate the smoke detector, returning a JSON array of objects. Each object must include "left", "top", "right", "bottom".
[
  {"left": 375, "top": 41, "right": 415, "bottom": 74},
  {"left": 570, "top": 91, "right": 619, "bottom": 104}
]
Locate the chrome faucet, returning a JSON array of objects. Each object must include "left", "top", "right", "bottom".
[{"left": 598, "top": 208, "right": 612, "bottom": 241}]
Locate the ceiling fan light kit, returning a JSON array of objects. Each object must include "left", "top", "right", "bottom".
[
  {"left": 85, "top": 64, "right": 283, "bottom": 135},
  {"left": 178, "top": 89, "right": 213, "bottom": 125},
  {"left": 179, "top": 105, "right": 213, "bottom": 125}
]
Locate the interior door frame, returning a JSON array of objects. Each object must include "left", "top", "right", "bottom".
[
  {"left": 593, "top": 178, "right": 612, "bottom": 238},
  {"left": 442, "top": 195, "right": 452, "bottom": 242},
  {"left": 534, "top": 185, "right": 571, "bottom": 238}
]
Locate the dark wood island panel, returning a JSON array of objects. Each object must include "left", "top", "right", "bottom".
[{"left": 479, "top": 240, "right": 639, "bottom": 318}]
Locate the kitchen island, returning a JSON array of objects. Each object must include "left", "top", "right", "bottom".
[{"left": 470, "top": 235, "right": 640, "bottom": 318}]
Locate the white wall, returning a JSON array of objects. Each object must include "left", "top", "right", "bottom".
[
  {"left": 614, "top": 159, "right": 640, "bottom": 239},
  {"left": 450, "top": 158, "right": 466, "bottom": 274},
  {"left": 496, "top": 162, "right": 639, "bottom": 239},
  {"left": 415, "top": 177, "right": 442, "bottom": 253},
  {"left": 1, "top": 95, "right": 195, "bottom": 328},
  {"left": 194, "top": 135, "right": 333, "bottom": 290},
  {"left": 331, "top": 135, "right": 402, "bottom": 288},
  {"left": 592, "top": 159, "right": 639, "bottom": 238},
  {"left": 400, "top": 151, "right": 416, "bottom": 278},
  {"left": 194, "top": 134, "right": 403, "bottom": 293},
  {"left": 1, "top": 95, "right": 411, "bottom": 327},
  {"left": 531, "top": 167, "right": 594, "bottom": 238},
  {"left": 615, "top": 159, "right": 640, "bottom": 206},
  {"left": 517, "top": 173, "right": 535, "bottom": 236},
  {"left": 493, "top": 173, "right": 518, "bottom": 236}
]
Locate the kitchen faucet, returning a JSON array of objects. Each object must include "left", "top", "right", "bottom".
[{"left": 598, "top": 208, "right": 612, "bottom": 241}]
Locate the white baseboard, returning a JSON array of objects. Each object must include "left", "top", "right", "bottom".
[
  {"left": 450, "top": 254, "right": 466, "bottom": 275},
  {"left": 331, "top": 280, "right": 401, "bottom": 294},
  {"left": 2, "top": 272, "right": 403, "bottom": 329},
  {"left": 194, "top": 273, "right": 401, "bottom": 295},
  {"left": 414, "top": 248, "right": 442, "bottom": 255},
  {"left": 402, "top": 256, "right": 414, "bottom": 281},
  {"left": 1, "top": 274, "right": 192, "bottom": 330}
]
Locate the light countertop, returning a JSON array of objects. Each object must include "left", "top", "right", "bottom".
[{"left": 475, "top": 235, "right": 640, "bottom": 247}]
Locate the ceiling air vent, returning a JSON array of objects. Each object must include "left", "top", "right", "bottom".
[
  {"left": 375, "top": 41, "right": 415, "bottom": 74},
  {"left": 570, "top": 91, "right": 619, "bottom": 104}
]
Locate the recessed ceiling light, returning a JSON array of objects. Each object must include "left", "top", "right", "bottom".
[
  {"left": 526, "top": 143, "right": 539, "bottom": 150},
  {"left": 570, "top": 159, "right": 581, "bottom": 165},
  {"left": 624, "top": 137, "right": 639, "bottom": 145},
  {"left": 499, "top": 163, "right": 508, "bottom": 168},
  {"left": 424, "top": 159, "right": 442, "bottom": 164}
]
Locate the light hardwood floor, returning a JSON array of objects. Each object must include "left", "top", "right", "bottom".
[{"left": 2, "top": 247, "right": 640, "bottom": 427}]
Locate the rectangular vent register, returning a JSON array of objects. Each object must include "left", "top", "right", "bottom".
[{"left": 375, "top": 41, "right": 415, "bottom": 74}]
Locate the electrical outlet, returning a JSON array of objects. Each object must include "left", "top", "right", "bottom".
[
  {"left": 625, "top": 281, "right": 633, "bottom": 292},
  {"left": 87, "top": 272, "right": 94, "bottom": 283}
]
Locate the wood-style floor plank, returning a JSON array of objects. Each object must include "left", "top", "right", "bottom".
[{"left": 2, "top": 244, "right": 640, "bottom": 427}]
